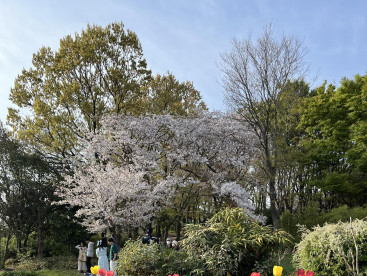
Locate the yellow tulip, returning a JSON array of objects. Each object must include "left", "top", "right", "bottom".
[
  {"left": 91, "top": 265, "right": 100, "bottom": 275},
  {"left": 273, "top": 265, "right": 283, "bottom": 276}
]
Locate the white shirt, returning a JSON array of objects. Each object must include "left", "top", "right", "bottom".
[{"left": 86, "top": 241, "right": 94, "bottom": 257}]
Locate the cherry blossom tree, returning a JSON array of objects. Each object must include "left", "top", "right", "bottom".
[{"left": 57, "top": 111, "right": 259, "bottom": 234}]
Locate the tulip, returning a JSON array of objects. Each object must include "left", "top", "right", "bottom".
[
  {"left": 297, "top": 268, "right": 315, "bottom": 276},
  {"left": 106, "top": 271, "right": 114, "bottom": 276},
  {"left": 98, "top": 268, "right": 107, "bottom": 276},
  {"left": 273, "top": 265, "right": 283, "bottom": 276},
  {"left": 251, "top": 273, "right": 261, "bottom": 276},
  {"left": 91, "top": 265, "right": 100, "bottom": 275}
]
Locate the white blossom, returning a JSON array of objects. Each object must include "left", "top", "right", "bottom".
[{"left": 57, "top": 111, "right": 259, "bottom": 232}]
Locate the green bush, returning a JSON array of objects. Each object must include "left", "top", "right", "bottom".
[
  {"left": 13, "top": 256, "right": 76, "bottom": 271},
  {"left": 116, "top": 208, "right": 292, "bottom": 276},
  {"left": 116, "top": 240, "right": 197, "bottom": 276},
  {"left": 0, "top": 272, "right": 37, "bottom": 276},
  {"left": 182, "top": 207, "right": 293, "bottom": 276},
  {"left": 280, "top": 203, "right": 367, "bottom": 241},
  {"left": 293, "top": 219, "right": 367, "bottom": 276},
  {"left": 323, "top": 205, "right": 367, "bottom": 223}
]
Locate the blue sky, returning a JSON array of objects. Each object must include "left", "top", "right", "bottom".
[{"left": 1, "top": 0, "right": 367, "bottom": 124}]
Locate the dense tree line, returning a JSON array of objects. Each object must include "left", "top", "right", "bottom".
[{"left": 0, "top": 123, "right": 88, "bottom": 265}]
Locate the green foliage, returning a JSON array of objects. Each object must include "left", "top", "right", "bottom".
[
  {"left": 298, "top": 74, "right": 367, "bottom": 206},
  {"left": 182, "top": 207, "right": 293, "bottom": 276},
  {"left": 323, "top": 205, "right": 367, "bottom": 223},
  {"left": 8, "top": 22, "right": 206, "bottom": 162},
  {"left": 8, "top": 22, "right": 151, "bottom": 159},
  {"left": 116, "top": 240, "right": 197, "bottom": 276},
  {"left": 280, "top": 201, "right": 323, "bottom": 241},
  {"left": 0, "top": 272, "right": 37, "bottom": 276},
  {"left": 146, "top": 73, "right": 207, "bottom": 116},
  {"left": 278, "top": 250, "right": 296, "bottom": 275},
  {"left": 0, "top": 123, "right": 69, "bottom": 258},
  {"left": 293, "top": 219, "right": 367, "bottom": 276},
  {"left": 280, "top": 202, "right": 367, "bottom": 241},
  {"left": 34, "top": 271, "right": 80, "bottom": 276},
  {"left": 12, "top": 256, "right": 76, "bottom": 271}
]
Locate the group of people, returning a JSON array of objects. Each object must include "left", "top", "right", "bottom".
[
  {"left": 164, "top": 237, "right": 180, "bottom": 250},
  {"left": 75, "top": 230, "right": 179, "bottom": 275},
  {"left": 76, "top": 237, "right": 118, "bottom": 275},
  {"left": 141, "top": 229, "right": 180, "bottom": 250}
]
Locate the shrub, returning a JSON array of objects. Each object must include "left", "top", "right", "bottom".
[
  {"left": 323, "top": 205, "right": 367, "bottom": 223},
  {"left": 293, "top": 219, "right": 367, "bottom": 276},
  {"left": 182, "top": 207, "right": 293, "bottom": 276},
  {"left": 13, "top": 256, "right": 76, "bottom": 271},
  {"left": 0, "top": 272, "right": 37, "bottom": 276},
  {"left": 280, "top": 203, "right": 367, "bottom": 242},
  {"left": 116, "top": 240, "right": 199, "bottom": 276}
]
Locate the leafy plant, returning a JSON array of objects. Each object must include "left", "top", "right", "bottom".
[
  {"left": 0, "top": 272, "right": 37, "bottom": 276},
  {"left": 293, "top": 219, "right": 367, "bottom": 276},
  {"left": 116, "top": 240, "right": 198, "bottom": 276},
  {"left": 12, "top": 256, "right": 75, "bottom": 271},
  {"left": 182, "top": 207, "right": 293, "bottom": 276}
]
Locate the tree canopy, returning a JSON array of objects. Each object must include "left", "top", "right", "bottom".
[
  {"left": 298, "top": 74, "right": 367, "bottom": 206},
  {"left": 58, "top": 112, "right": 258, "bottom": 236},
  {"left": 7, "top": 22, "right": 205, "bottom": 162}
]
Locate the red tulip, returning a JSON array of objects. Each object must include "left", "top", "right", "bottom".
[
  {"left": 251, "top": 273, "right": 261, "bottom": 276},
  {"left": 106, "top": 271, "right": 114, "bottom": 276},
  {"left": 305, "top": 271, "right": 315, "bottom": 276},
  {"left": 98, "top": 268, "right": 106, "bottom": 276},
  {"left": 297, "top": 269, "right": 305, "bottom": 276}
]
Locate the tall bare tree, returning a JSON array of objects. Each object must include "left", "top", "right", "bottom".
[{"left": 220, "top": 24, "right": 308, "bottom": 228}]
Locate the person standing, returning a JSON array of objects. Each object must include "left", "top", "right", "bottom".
[
  {"left": 96, "top": 240, "right": 109, "bottom": 271},
  {"left": 85, "top": 238, "right": 95, "bottom": 273},
  {"left": 164, "top": 237, "right": 173, "bottom": 249},
  {"left": 108, "top": 238, "right": 119, "bottom": 275},
  {"left": 75, "top": 241, "right": 87, "bottom": 274},
  {"left": 172, "top": 240, "right": 180, "bottom": 250}
]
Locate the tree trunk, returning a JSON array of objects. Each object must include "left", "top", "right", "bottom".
[
  {"left": 269, "top": 179, "right": 279, "bottom": 229},
  {"left": 115, "top": 225, "right": 123, "bottom": 247},
  {"left": 156, "top": 222, "right": 162, "bottom": 239},
  {"left": 37, "top": 225, "right": 44, "bottom": 258},
  {"left": 36, "top": 208, "right": 44, "bottom": 258},
  {"left": 16, "top": 235, "right": 21, "bottom": 252},
  {"left": 2, "top": 234, "right": 11, "bottom": 268},
  {"left": 133, "top": 227, "right": 139, "bottom": 239},
  {"left": 265, "top": 140, "right": 280, "bottom": 229},
  {"left": 175, "top": 217, "right": 182, "bottom": 240}
]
